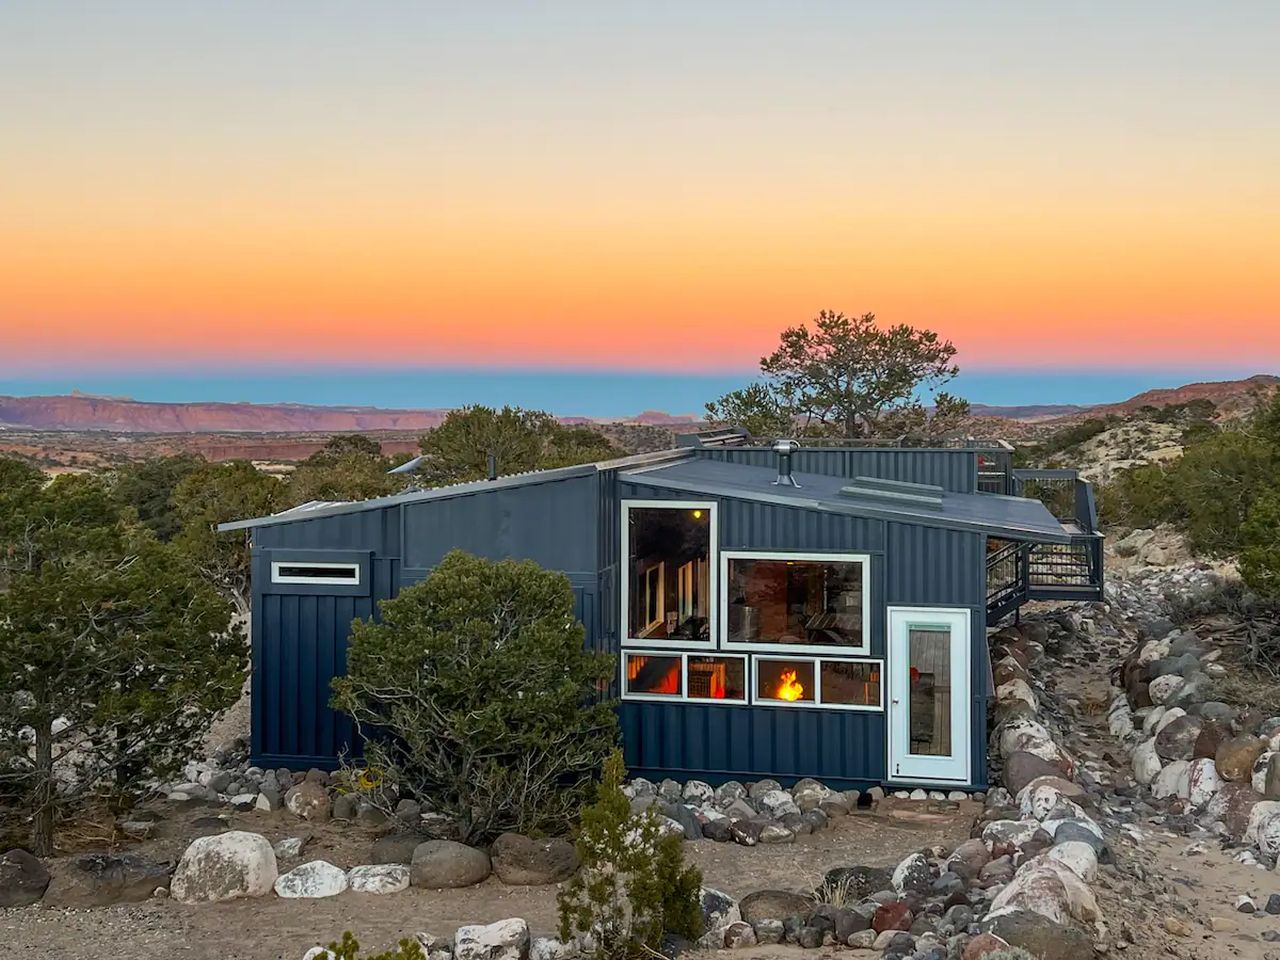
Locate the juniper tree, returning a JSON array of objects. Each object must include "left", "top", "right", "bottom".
[{"left": 0, "top": 473, "right": 245, "bottom": 855}]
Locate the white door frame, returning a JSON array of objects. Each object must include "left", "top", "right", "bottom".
[{"left": 886, "top": 606, "right": 971, "bottom": 785}]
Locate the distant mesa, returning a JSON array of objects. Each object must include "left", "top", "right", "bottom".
[{"left": 0, "top": 393, "right": 700, "bottom": 434}]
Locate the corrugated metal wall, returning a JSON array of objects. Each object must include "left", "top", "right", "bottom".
[
  {"left": 612, "top": 480, "right": 988, "bottom": 788},
  {"left": 250, "top": 474, "right": 603, "bottom": 768},
  {"left": 694, "top": 447, "right": 979, "bottom": 493}
]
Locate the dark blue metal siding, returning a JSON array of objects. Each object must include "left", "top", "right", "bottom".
[
  {"left": 610, "top": 482, "right": 988, "bottom": 788},
  {"left": 254, "top": 505, "right": 401, "bottom": 555},
  {"left": 696, "top": 448, "right": 979, "bottom": 493},
  {"left": 401, "top": 475, "right": 598, "bottom": 579},
  {"left": 250, "top": 551, "right": 398, "bottom": 769},
  {"left": 620, "top": 703, "right": 886, "bottom": 788}
]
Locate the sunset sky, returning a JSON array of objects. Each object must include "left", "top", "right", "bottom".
[{"left": 1, "top": 2, "right": 1277, "bottom": 411}]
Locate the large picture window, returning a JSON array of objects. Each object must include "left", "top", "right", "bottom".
[
  {"left": 722, "top": 551, "right": 870, "bottom": 655},
  {"left": 622, "top": 501, "right": 715, "bottom": 646}
]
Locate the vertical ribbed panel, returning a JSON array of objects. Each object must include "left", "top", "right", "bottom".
[
  {"left": 620, "top": 702, "right": 887, "bottom": 788},
  {"left": 696, "top": 448, "right": 978, "bottom": 493}
]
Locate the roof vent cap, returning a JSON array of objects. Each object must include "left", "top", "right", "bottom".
[{"left": 771, "top": 438, "right": 801, "bottom": 488}]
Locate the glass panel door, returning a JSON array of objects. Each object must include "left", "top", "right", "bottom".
[{"left": 888, "top": 608, "right": 970, "bottom": 783}]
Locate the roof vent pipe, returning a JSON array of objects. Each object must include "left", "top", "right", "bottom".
[
  {"left": 771, "top": 439, "right": 800, "bottom": 487},
  {"left": 487, "top": 450, "right": 498, "bottom": 481}
]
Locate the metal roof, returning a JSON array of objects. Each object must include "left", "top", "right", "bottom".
[
  {"left": 618, "top": 457, "right": 1073, "bottom": 543},
  {"left": 217, "top": 449, "right": 690, "bottom": 532}
]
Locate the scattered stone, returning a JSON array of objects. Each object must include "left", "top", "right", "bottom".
[
  {"left": 453, "top": 918, "right": 530, "bottom": 960},
  {"left": 872, "top": 900, "right": 913, "bottom": 932},
  {"left": 1235, "top": 894, "right": 1256, "bottom": 914},
  {"left": 410, "top": 840, "right": 491, "bottom": 889},
  {"left": 722, "top": 921, "right": 756, "bottom": 948},
  {"left": 1216, "top": 736, "right": 1267, "bottom": 782},
  {"left": 891, "top": 852, "right": 933, "bottom": 895},
  {"left": 273, "top": 836, "right": 308, "bottom": 860},
  {"left": 698, "top": 887, "right": 741, "bottom": 949},
  {"left": 347, "top": 863, "right": 410, "bottom": 894},
  {"left": 489, "top": 833, "right": 578, "bottom": 885},
  {"left": 0, "top": 849, "right": 51, "bottom": 907},
  {"left": 274, "top": 859, "right": 349, "bottom": 898},
  {"left": 43, "top": 853, "right": 171, "bottom": 907},
  {"left": 284, "top": 781, "right": 332, "bottom": 822},
  {"left": 752, "top": 918, "right": 784, "bottom": 944}
]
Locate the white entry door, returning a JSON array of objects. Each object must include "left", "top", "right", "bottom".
[{"left": 887, "top": 607, "right": 971, "bottom": 784}]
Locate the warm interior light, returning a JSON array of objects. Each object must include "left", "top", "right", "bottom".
[
  {"left": 774, "top": 668, "right": 805, "bottom": 701},
  {"left": 691, "top": 509, "right": 703, "bottom": 519}
]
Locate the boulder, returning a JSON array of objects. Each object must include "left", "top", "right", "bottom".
[
  {"left": 946, "top": 838, "right": 991, "bottom": 879},
  {"left": 1216, "top": 736, "right": 1267, "bottom": 782},
  {"left": 791, "top": 778, "right": 832, "bottom": 811},
  {"left": 1017, "top": 777, "right": 1087, "bottom": 821},
  {"left": 1002, "top": 752, "right": 1067, "bottom": 794},
  {"left": 682, "top": 780, "right": 714, "bottom": 804},
  {"left": 962, "top": 932, "right": 1014, "bottom": 959},
  {"left": 698, "top": 887, "right": 741, "bottom": 949},
  {"left": 1155, "top": 715, "right": 1202, "bottom": 761},
  {"left": 996, "top": 679, "right": 1039, "bottom": 711},
  {"left": 1192, "top": 718, "right": 1232, "bottom": 759},
  {"left": 371, "top": 833, "right": 427, "bottom": 865},
  {"left": 1044, "top": 840, "right": 1098, "bottom": 882},
  {"left": 489, "top": 833, "right": 578, "bottom": 885},
  {"left": 1153, "top": 706, "right": 1187, "bottom": 735},
  {"left": 347, "top": 863, "right": 410, "bottom": 894},
  {"left": 1132, "top": 738, "right": 1162, "bottom": 785},
  {"left": 170, "top": 831, "right": 277, "bottom": 903},
  {"left": 756, "top": 789, "right": 799, "bottom": 819},
  {"left": 43, "top": 853, "right": 171, "bottom": 906},
  {"left": 283, "top": 781, "right": 332, "bottom": 822},
  {"left": 982, "top": 819, "right": 1041, "bottom": 848},
  {"left": 1187, "top": 757, "right": 1223, "bottom": 809},
  {"left": 1211, "top": 783, "right": 1264, "bottom": 838},
  {"left": 871, "top": 900, "right": 912, "bottom": 932},
  {"left": 722, "top": 921, "right": 756, "bottom": 948},
  {"left": 274, "top": 860, "right": 348, "bottom": 898},
  {"left": 1244, "top": 801, "right": 1280, "bottom": 853},
  {"left": 997, "top": 719, "right": 1054, "bottom": 759},
  {"left": 983, "top": 910, "right": 1095, "bottom": 960},
  {"left": 1260, "top": 752, "right": 1280, "bottom": 799},
  {"left": 411, "top": 840, "right": 491, "bottom": 889},
  {"left": 528, "top": 938, "right": 576, "bottom": 960},
  {"left": 454, "top": 919, "right": 530, "bottom": 960},
  {"left": 987, "top": 861, "right": 1098, "bottom": 925},
  {"left": 0, "top": 848, "right": 50, "bottom": 907},
  {"left": 1148, "top": 674, "right": 1186, "bottom": 705},
  {"left": 891, "top": 852, "right": 933, "bottom": 895},
  {"left": 739, "top": 888, "right": 812, "bottom": 923},
  {"left": 1152, "top": 760, "right": 1191, "bottom": 800}
]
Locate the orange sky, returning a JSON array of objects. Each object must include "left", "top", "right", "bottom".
[{"left": 2, "top": 3, "right": 1277, "bottom": 374}]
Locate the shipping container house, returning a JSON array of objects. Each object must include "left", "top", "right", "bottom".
[{"left": 221, "top": 439, "right": 1102, "bottom": 791}]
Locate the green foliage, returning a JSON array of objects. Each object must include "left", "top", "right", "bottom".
[
  {"left": 172, "top": 460, "right": 282, "bottom": 615},
  {"left": 0, "top": 474, "right": 246, "bottom": 855},
  {"left": 417, "top": 406, "right": 620, "bottom": 487},
  {"left": 558, "top": 751, "right": 703, "bottom": 960},
  {"left": 705, "top": 310, "right": 966, "bottom": 440},
  {"left": 319, "top": 932, "right": 426, "bottom": 960},
  {"left": 331, "top": 550, "right": 618, "bottom": 844},
  {"left": 1017, "top": 416, "right": 1119, "bottom": 468},
  {"left": 111, "top": 453, "right": 207, "bottom": 541},
  {"left": 1241, "top": 488, "right": 1280, "bottom": 598},
  {"left": 287, "top": 435, "right": 400, "bottom": 506}
]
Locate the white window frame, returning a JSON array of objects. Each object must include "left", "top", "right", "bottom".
[
  {"left": 683, "top": 652, "right": 750, "bottom": 705},
  {"left": 620, "top": 499, "right": 717, "bottom": 648},
  {"left": 751, "top": 654, "right": 885, "bottom": 713},
  {"left": 270, "top": 560, "right": 362, "bottom": 586},
  {"left": 621, "top": 650, "right": 749, "bottom": 705},
  {"left": 720, "top": 550, "right": 872, "bottom": 656}
]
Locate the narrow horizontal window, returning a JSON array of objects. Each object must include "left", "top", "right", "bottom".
[
  {"left": 820, "top": 659, "right": 881, "bottom": 708},
  {"left": 755, "top": 658, "right": 816, "bottom": 705},
  {"left": 686, "top": 655, "right": 747, "bottom": 703},
  {"left": 624, "top": 652, "right": 682, "bottom": 698},
  {"left": 271, "top": 561, "right": 361, "bottom": 585}
]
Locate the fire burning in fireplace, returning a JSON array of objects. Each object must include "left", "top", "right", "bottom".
[
  {"left": 774, "top": 668, "right": 804, "bottom": 701},
  {"left": 627, "top": 654, "right": 680, "bottom": 695}
]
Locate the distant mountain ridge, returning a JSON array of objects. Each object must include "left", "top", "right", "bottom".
[
  {"left": 0, "top": 393, "right": 701, "bottom": 433},
  {"left": 1, "top": 374, "right": 1275, "bottom": 433}
]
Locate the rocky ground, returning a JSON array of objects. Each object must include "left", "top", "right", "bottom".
[{"left": 7, "top": 552, "right": 1280, "bottom": 960}]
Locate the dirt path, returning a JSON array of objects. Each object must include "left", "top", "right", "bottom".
[
  {"left": 1045, "top": 608, "right": 1280, "bottom": 960},
  {"left": 0, "top": 800, "right": 975, "bottom": 960}
]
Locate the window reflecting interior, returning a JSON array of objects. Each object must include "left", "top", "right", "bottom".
[
  {"left": 625, "top": 653, "right": 682, "bottom": 697},
  {"left": 819, "top": 660, "right": 880, "bottom": 707},
  {"left": 726, "top": 557, "right": 864, "bottom": 648},
  {"left": 908, "top": 626, "right": 952, "bottom": 755},
  {"left": 686, "top": 656, "right": 746, "bottom": 701},
  {"left": 627, "top": 506, "right": 711, "bottom": 641},
  {"left": 755, "top": 658, "right": 816, "bottom": 704}
]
